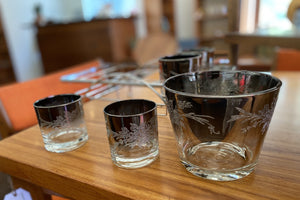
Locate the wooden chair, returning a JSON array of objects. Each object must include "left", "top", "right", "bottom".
[
  {"left": 0, "top": 59, "right": 102, "bottom": 139},
  {"left": 0, "top": 59, "right": 103, "bottom": 200},
  {"left": 274, "top": 48, "right": 300, "bottom": 71},
  {"left": 132, "top": 0, "right": 178, "bottom": 66}
]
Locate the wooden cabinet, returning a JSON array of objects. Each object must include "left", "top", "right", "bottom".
[
  {"left": 36, "top": 17, "right": 136, "bottom": 74},
  {"left": 0, "top": 16, "right": 15, "bottom": 85}
]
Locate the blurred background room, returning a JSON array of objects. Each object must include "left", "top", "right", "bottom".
[
  {"left": 0, "top": 0, "right": 299, "bottom": 85},
  {"left": 1, "top": 0, "right": 300, "bottom": 199}
]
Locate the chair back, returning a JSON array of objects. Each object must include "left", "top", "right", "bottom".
[
  {"left": 0, "top": 59, "right": 100, "bottom": 139},
  {"left": 274, "top": 48, "right": 300, "bottom": 71}
]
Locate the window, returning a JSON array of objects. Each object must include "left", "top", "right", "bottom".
[
  {"left": 81, "top": 0, "right": 138, "bottom": 21},
  {"left": 258, "top": 0, "right": 292, "bottom": 31}
]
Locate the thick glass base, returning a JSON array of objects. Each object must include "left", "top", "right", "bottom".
[
  {"left": 181, "top": 160, "right": 255, "bottom": 181},
  {"left": 44, "top": 129, "right": 88, "bottom": 153},
  {"left": 112, "top": 149, "right": 159, "bottom": 169},
  {"left": 180, "top": 141, "right": 256, "bottom": 181}
]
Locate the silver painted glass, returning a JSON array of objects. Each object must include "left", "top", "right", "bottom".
[
  {"left": 163, "top": 70, "right": 282, "bottom": 181},
  {"left": 104, "top": 99, "right": 159, "bottom": 169},
  {"left": 159, "top": 53, "right": 202, "bottom": 82},
  {"left": 183, "top": 47, "right": 215, "bottom": 68},
  {"left": 34, "top": 94, "right": 88, "bottom": 153}
]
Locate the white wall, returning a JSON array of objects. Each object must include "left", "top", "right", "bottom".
[
  {"left": 134, "top": 0, "right": 147, "bottom": 38},
  {"left": 174, "top": 0, "right": 196, "bottom": 40},
  {"left": 0, "top": 0, "right": 42, "bottom": 82},
  {"left": 239, "top": 0, "right": 257, "bottom": 33},
  {"left": 60, "top": 0, "right": 83, "bottom": 22}
]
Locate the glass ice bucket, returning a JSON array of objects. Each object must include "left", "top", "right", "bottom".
[{"left": 163, "top": 70, "right": 282, "bottom": 181}]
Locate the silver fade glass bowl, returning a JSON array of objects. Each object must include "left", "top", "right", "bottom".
[{"left": 163, "top": 70, "right": 282, "bottom": 181}]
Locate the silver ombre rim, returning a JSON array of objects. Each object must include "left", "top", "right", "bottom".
[
  {"left": 159, "top": 54, "right": 201, "bottom": 62},
  {"left": 34, "top": 94, "right": 82, "bottom": 108},
  {"left": 104, "top": 99, "right": 157, "bottom": 118},
  {"left": 163, "top": 70, "right": 282, "bottom": 98}
]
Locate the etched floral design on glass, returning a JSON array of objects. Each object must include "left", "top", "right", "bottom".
[
  {"left": 168, "top": 96, "right": 278, "bottom": 137},
  {"left": 40, "top": 109, "right": 83, "bottom": 132},
  {"left": 110, "top": 117, "right": 157, "bottom": 148},
  {"left": 228, "top": 97, "right": 278, "bottom": 134},
  {"left": 167, "top": 100, "right": 220, "bottom": 138}
]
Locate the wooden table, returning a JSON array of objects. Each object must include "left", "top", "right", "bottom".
[
  {"left": 0, "top": 71, "right": 299, "bottom": 200},
  {"left": 225, "top": 30, "right": 300, "bottom": 66}
]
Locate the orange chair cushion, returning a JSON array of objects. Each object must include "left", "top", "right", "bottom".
[
  {"left": 52, "top": 196, "right": 69, "bottom": 200},
  {"left": 276, "top": 48, "right": 300, "bottom": 71},
  {"left": 0, "top": 60, "right": 100, "bottom": 132}
]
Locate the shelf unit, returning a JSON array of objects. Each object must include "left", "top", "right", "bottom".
[
  {"left": 198, "top": 14, "right": 228, "bottom": 22},
  {"left": 195, "top": 0, "right": 240, "bottom": 52},
  {"left": 0, "top": 16, "right": 15, "bottom": 85}
]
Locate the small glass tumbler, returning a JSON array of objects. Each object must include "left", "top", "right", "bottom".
[
  {"left": 104, "top": 99, "right": 159, "bottom": 169},
  {"left": 183, "top": 47, "right": 215, "bottom": 68},
  {"left": 159, "top": 53, "right": 202, "bottom": 82},
  {"left": 34, "top": 94, "right": 88, "bottom": 153}
]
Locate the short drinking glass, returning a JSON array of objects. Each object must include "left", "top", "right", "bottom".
[
  {"left": 104, "top": 99, "right": 159, "bottom": 169},
  {"left": 34, "top": 94, "right": 88, "bottom": 153}
]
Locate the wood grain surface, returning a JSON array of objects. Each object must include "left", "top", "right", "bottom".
[{"left": 0, "top": 71, "right": 299, "bottom": 200}]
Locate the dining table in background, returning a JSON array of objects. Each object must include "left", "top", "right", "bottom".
[
  {"left": 0, "top": 71, "right": 299, "bottom": 200},
  {"left": 225, "top": 29, "right": 300, "bottom": 66}
]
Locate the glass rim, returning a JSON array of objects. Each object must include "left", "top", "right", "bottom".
[
  {"left": 159, "top": 53, "right": 201, "bottom": 62},
  {"left": 163, "top": 70, "right": 282, "bottom": 98},
  {"left": 33, "top": 94, "right": 82, "bottom": 108},
  {"left": 104, "top": 99, "right": 157, "bottom": 118},
  {"left": 182, "top": 47, "right": 215, "bottom": 53}
]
